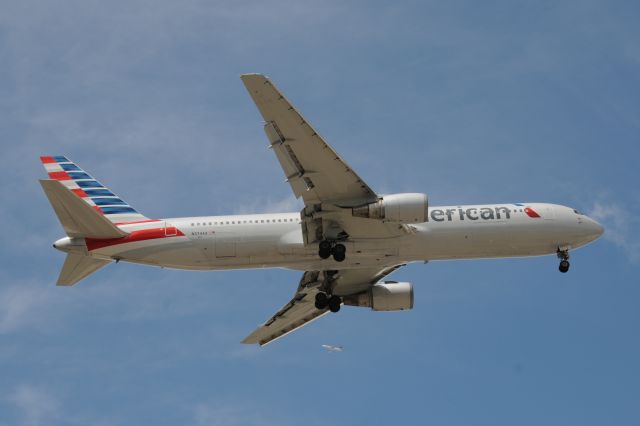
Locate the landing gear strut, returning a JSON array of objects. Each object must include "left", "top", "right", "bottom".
[
  {"left": 315, "top": 292, "right": 342, "bottom": 312},
  {"left": 318, "top": 240, "right": 346, "bottom": 262},
  {"left": 557, "top": 248, "right": 570, "bottom": 273}
]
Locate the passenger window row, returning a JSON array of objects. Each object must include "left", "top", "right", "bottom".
[{"left": 189, "top": 218, "right": 298, "bottom": 227}]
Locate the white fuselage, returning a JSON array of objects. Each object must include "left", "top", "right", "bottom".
[{"left": 56, "top": 202, "right": 603, "bottom": 275}]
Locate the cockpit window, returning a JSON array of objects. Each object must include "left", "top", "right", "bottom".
[{"left": 573, "top": 209, "right": 582, "bottom": 215}]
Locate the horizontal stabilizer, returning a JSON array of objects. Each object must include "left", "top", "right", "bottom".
[
  {"left": 40, "top": 180, "right": 128, "bottom": 239},
  {"left": 57, "top": 253, "right": 111, "bottom": 286}
]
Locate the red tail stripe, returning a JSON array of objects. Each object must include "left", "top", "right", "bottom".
[
  {"left": 40, "top": 156, "right": 56, "bottom": 164},
  {"left": 86, "top": 227, "right": 184, "bottom": 251},
  {"left": 48, "top": 171, "right": 71, "bottom": 180},
  {"left": 72, "top": 188, "right": 88, "bottom": 197}
]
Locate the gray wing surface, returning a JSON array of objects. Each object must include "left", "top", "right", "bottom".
[
  {"left": 242, "top": 265, "right": 404, "bottom": 346},
  {"left": 240, "top": 74, "right": 378, "bottom": 207},
  {"left": 242, "top": 272, "right": 329, "bottom": 346},
  {"left": 241, "top": 74, "right": 407, "bottom": 241}
]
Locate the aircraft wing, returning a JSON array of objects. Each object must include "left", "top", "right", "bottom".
[
  {"left": 241, "top": 279, "right": 329, "bottom": 346},
  {"left": 241, "top": 74, "right": 410, "bottom": 241},
  {"left": 240, "top": 74, "right": 378, "bottom": 207},
  {"left": 242, "top": 265, "right": 404, "bottom": 346}
]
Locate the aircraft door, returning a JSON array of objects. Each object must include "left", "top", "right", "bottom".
[{"left": 164, "top": 222, "right": 178, "bottom": 236}]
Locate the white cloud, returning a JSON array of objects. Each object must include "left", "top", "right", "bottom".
[
  {"left": 0, "top": 270, "right": 227, "bottom": 335},
  {"left": 589, "top": 202, "right": 640, "bottom": 262},
  {"left": 7, "top": 385, "right": 59, "bottom": 426},
  {"left": 233, "top": 194, "right": 301, "bottom": 215},
  {"left": 0, "top": 284, "right": 54, "bottom": 334}
]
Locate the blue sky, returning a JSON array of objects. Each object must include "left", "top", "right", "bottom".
[{"left": 1, "top": 0, "right": 639, "bottom": 424}]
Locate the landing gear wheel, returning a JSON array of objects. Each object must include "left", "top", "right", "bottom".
[
  {"left": 332, "top": 244, "right": 346, "bottom": 262},
  {"left": 319, "top": 248, "right": 331, "bottom": 259},
  {"left": 318, "top": 240, "right": 332, "bottom": 259},
  {"left": 557, "top": 248, "right": 570, "bottom": 273},
  {"left": 315, "top": 292, "right": 329, "bottom": 310},
  {"left": 328, "top": 295, "right": 342, "bottom": 313}
]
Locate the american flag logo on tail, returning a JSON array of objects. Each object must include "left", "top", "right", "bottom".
[{"left": 40, "top": 156, "right": 148, "bottom": 224}]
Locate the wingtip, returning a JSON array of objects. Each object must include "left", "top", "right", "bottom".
[{"left": 240, "top": 73, "right": 269, "bottom": 83}]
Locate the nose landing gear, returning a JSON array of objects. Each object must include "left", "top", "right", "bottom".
[
  {"left": 557, "top": 248, "right": 570, "bottom": 273},
  {"left": 318, "top": 240, "right": 346, "bottom": 262}
]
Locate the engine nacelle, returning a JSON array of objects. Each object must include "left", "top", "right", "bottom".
[
  {"left": 343, "top": 282, "right": 414, "bottom": 311},
  {"left": 352, "top": 193, "right": 428, "bottom": 223}
]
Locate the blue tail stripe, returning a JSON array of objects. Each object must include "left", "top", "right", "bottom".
[
  {"left": 60, "top": 163, "right": 81, "bottom": 171},
  {"left": 84, "top": 189, "right": 115, "bottom": 196},
  {"left": 77, "top": 180, "right": 103, "bottom": 188},
  {"left": 100, "top": 207, "right": 138, "bottom": 214},
  {"left": 68, "top": 172, "right": 92, "bottom": 180},
  {"left": 92, "top": 198, "right": 127, "bottom": 206}
]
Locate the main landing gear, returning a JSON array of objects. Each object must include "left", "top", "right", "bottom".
[
  {"left": 557, "top": 248, "right": 570, "bottom": 273},
  {"left": 315, "top": 292, "right": 342, "bottom": 313},
  {"left": 318, "top": 240, "right": 346, "bottom": 262}
]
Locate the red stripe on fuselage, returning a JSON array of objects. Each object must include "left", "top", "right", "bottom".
[
  {"left": 85, "top": 227, "right": 185, "bottom": 251},
  {"left": 48, "top": 171, "right": 71, "bottom": 180}
]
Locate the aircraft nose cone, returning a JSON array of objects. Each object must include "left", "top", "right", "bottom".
[{"left": 587, "top": 217, "right": 604, "bottom": 240}]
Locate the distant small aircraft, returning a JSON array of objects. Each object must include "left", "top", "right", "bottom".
[{"left": 322, "top": 345, "right": 344, "bottom": 352}]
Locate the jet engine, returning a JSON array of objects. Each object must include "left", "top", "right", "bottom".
[
  {"left": 352, "top": 193, "right": 428, "bottom": 223},
  {"left": 343, "top": 282, "right": 414, "bottom": 311}
]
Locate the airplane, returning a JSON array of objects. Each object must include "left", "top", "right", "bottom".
[
  {"left": 322, "top": 345, "right": 344, "bottom": 353},
  {"left": 39, "top": 73, "right": 604, "bottom": 346}
]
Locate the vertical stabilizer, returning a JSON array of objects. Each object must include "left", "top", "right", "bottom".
[
  {"left": 40, "top": 180, "right": 129, "bottom": 239},
  {"left": 39, "top": 156, "right": 148, "bottom": 224}
]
